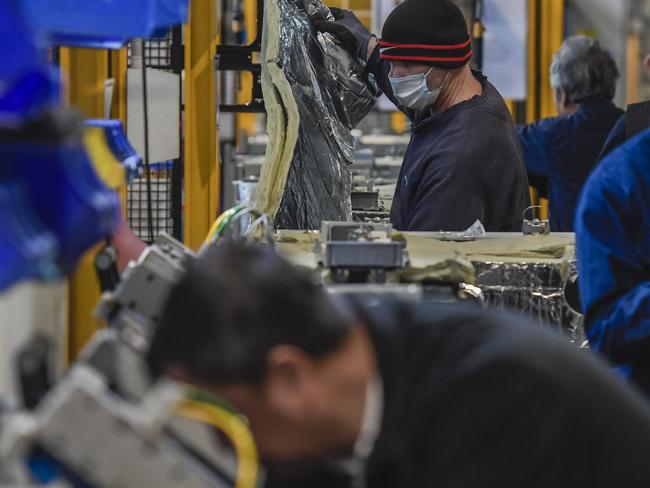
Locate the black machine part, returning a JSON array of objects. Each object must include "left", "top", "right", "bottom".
[
  {"left": 216, "top": 0, "right": 265, "bottom": 113},
  {"left": 94, "top": 245, "right": 120, "bottom": 293},
  {"left": 15, "top": 335, "right": 53, "bottom": 410}
]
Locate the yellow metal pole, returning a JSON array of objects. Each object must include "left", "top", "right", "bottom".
[
  {"left": 526, "top": 0, "right": 540, "bottom": 207},
  {"left": 110, "top": 48, "right": 130, "bottom": 212},
  {"left": 538, "top": 0, "right": 564, "bottom": 220},
  {"left": 526, "top": 0, "right": 539, "bottom": 124},
  {"left": 59, "top": 47, "right": 110, "bottom": 360},
  {"left": 626, "top": 32, "right": 641, "bottom": 105},
  {"left": 184, "top": 0, "right": 220, "bottom": 250},
  {"left": 110, "top": 49, "right": 128, "bottom": 123},
  {"left": 236, "top": 0, "right": 260, "bottom": 139},
  {"left": 539, "top": 0, "right": 564, "bottom": 119}
]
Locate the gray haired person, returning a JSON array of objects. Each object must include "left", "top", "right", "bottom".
[
  {"left": 517, "top": 35, "right": 623, "bottom": 232},
  {"left": 551, "top": 35, "right": 620, "bottom": 110}
]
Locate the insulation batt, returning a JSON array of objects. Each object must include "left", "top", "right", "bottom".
[{"left": 256, "top": 0, "right": 378, "bottom": 229}]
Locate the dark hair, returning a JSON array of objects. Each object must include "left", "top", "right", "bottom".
[{"left": 146, "top": 243, "right": 351, "bottom": 384}]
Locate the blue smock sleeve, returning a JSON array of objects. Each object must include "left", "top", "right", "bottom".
[
  {"left": 576, "top": 134, "right": 650, "bottom": 365},
  {"left": 516, "top": 119, "right": 555, "bottom": 177}
]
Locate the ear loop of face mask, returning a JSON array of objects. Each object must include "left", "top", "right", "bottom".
[{"left": 430, "top": 70, "right": 450, "bottom": 94}]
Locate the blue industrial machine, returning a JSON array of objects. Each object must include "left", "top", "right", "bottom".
[
  {"left": 0, "top": 0, "right": 188, "bottom": 291},
  {"left": 0, "top": 2, "right": 247, "bottom": 487},
  {"left": 18, "top": 0, "right": 189, "bottom": 49}
]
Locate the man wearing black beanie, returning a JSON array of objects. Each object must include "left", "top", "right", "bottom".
[{"left": 313, "top": 0, "right": 530, "bottom": 232}]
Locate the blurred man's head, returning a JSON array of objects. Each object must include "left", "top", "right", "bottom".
[
  {"left": 380, "top": 0, "right": 473, "bottom": 111},
  {"left": 551, "top": 36, "right": 619, "bottom": 116},
  {"left": 147, "top": 244, "right": 376, "bottom": 462}
]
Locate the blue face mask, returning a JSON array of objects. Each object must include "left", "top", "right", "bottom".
[{"left": 389, "top": 68, "right": 449, "bottom": 110}]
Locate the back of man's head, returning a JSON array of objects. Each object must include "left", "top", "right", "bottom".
[
  {"left": 147, "top": 243, "right": 351, "bottom": 384},
  {"left": 551, "top": 35, "right": 619, "bottom": 103}
]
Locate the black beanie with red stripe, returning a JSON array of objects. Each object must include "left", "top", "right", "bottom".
[{"left": 380, "top": 0, "right": 472, "bottom": 69}]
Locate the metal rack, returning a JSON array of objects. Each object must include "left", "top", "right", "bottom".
[{"left": 126, "top": 29, "right": 183, "bottom": 243}]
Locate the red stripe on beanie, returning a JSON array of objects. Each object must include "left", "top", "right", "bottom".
[
  {"left": 380, "top": 52, "right": 473, "bottom": 63},
  {"left": 379, "top": 37, "right": 472, "bottom": 51}
]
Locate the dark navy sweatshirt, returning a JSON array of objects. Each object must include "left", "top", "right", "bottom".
[{"left": 368, "top": 53, "right": 530, "bottom": 232}]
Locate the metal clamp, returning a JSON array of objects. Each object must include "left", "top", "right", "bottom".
[{"left": 522, "top": 205, "right": 550, "bottom": 235}]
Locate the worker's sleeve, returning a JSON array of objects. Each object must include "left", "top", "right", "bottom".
[
  {"left": 406, "top": 173, "right": 483, "bottom": 232},
  {"left": 576, "top": 170, "right": 650, "bottom": 365},
  {"left": 516, "top": 120, "right": 553, "bottom": 177},
  {"left": 598, "top": 114, "right": 626, "bottom": 160},
  {"left": 364, "top": 46, "right": 416, "bottom": 120}
]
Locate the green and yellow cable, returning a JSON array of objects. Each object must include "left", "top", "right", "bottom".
[{"left": 203, "top": 205, "right": 246, "bottom": 247}]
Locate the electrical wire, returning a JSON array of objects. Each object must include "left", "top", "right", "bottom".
[
  {"left": 202, "top": 205, "right": 274, "bottom": 250},
  {"left": 244, "top": 213, "right": 273, "bottom": 244},
  {"left": 203, "top": 205, "right": 246, "bottom": 248},
  {"left": 176, "top": 399, "right": 259, "bottom": 488}
]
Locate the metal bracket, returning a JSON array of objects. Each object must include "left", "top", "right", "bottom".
[
  {"left": 216, "top": 0, "right": 265, "bottom": 113},
  {"left": 522, "top": 205, "right": 551, "bottom": 235}
]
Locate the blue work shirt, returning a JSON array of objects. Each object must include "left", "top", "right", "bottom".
[
  {"left": 368, "top": 51, "right": 530, "bottom": 232},
  {"left": 575, "top": 127, "right": 650, "bottom": 395},
  {"left": 517, "top": 100, "right": 623, "bottom": 232}
]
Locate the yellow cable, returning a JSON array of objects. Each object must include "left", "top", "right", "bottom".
[{"left": 176, "top": 399, "right": 259, "bottom": 488}]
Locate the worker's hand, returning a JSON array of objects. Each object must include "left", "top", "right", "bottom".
[{"left": 311, "top": 7, "right": 375, "bottom": 62}]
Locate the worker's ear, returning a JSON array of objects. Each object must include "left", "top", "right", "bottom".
[
  {"left": 263, "top": 346, "right": 316, "bottom": 413},
  {"left": 554, "top": 89, "right": 569, "bottom": 114}
]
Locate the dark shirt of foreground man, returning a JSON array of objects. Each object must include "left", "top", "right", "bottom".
[{"left": 147, "top": 243, "right": 650, "bottom": 488}]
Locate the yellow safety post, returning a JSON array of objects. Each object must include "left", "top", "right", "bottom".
[
  {"left": 526, "top": 0, "right": 539, "bottom": 124},
  {"left": 60, "top": 48, "right": 108, "bottom": 117},
  {"left": 525, "top": 0, "right": 564, "bottom": 219},
  {"left": 526, "top": 0, "right": 540, "bottom": 207},
  {"left": 626, "top": 31, "right": 641, "bottom": 105},
  {"left": 538, "top": 0, "right": 563, "bottom": 220},
  {"left": 539, "top": 0, "right": 564, "bottom": 119},
  {"left": 110, "top": 48, "right": 130, "bottom": 212},
  {"left": 184, "top": 0, "right": 220, "bottom": 250},
  {"left": 59, "top": 47, "right": 109, "bottom": 360}
]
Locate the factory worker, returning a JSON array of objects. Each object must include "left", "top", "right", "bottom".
[
  {"left": 576, "top": 127, "right": 650, "bottom": 397},
  {"left": 148, "top": 243, "right": 650, "bottom": 488},
  {"left": 312, "top": 0, "right": 529, "bottom": 232},
  {"left": 517, "top": 36, "right": 623, "bottom": 232}
]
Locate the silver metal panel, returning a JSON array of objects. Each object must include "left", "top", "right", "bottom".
[{"left": 127, "top": 68, "right": 181, "bottom": 163}]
